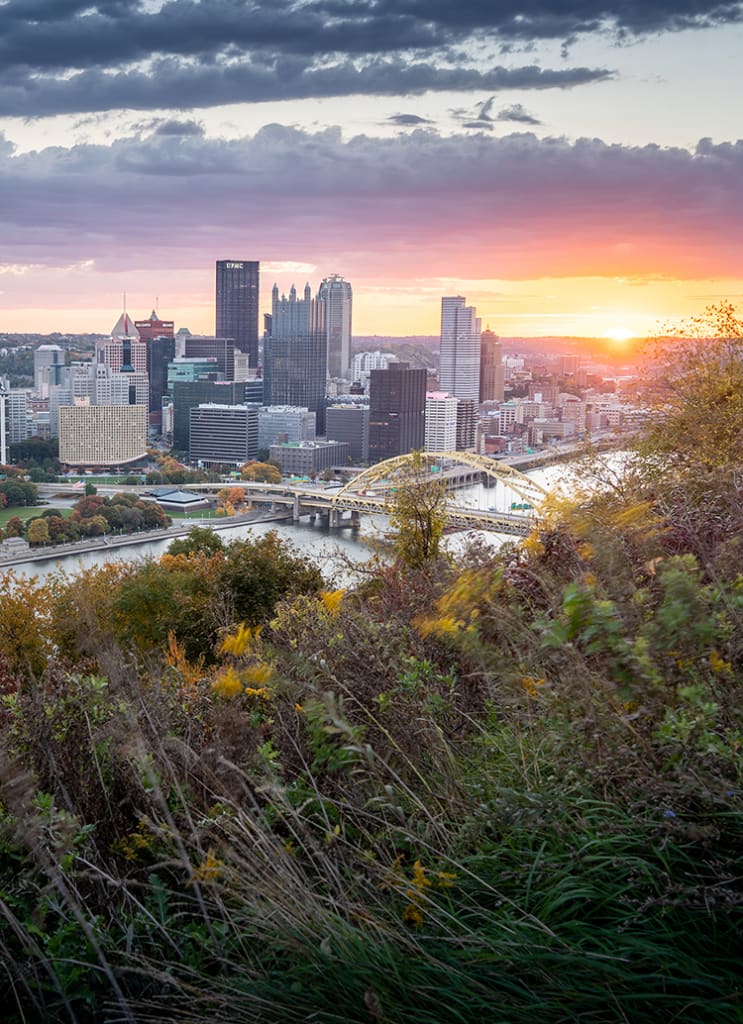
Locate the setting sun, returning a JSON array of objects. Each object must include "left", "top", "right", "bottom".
[{"left": 604, "top": 327, "right": 635, "bottom": 344}]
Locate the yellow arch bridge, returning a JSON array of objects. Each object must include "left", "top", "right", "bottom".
[{"left": 274, "top": 451, "right": 548, "bottom": 535}]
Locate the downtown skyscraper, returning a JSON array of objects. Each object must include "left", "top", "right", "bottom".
[
  {"left": 439, "top": 296, "right": 481, "bottom": 402},
  {"left": 263, "top": 282, "right": 327, "bottom": 434},
  {"left": 215, "top": 260, "right": 260, "bottom": 367},
  {"left": 317, "top": 274, "right": 352, "bottom": 380}
]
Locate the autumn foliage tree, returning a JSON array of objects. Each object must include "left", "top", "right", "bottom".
[
  {"left": 387, "top": 451, "right": 448, "bottom": 569},
  {"left": 641, "top": 301, "right": 743, "bottom": 472}
]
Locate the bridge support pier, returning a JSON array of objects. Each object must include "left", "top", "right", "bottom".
[
  {"left": 292, "top": 495, "right": 300, "bottom": 522},
  {"left": 329, "top": 508, "right": 339, "bottom": 529},
  {"left": 350, "top": 510, "right": 360, "bottom": 528}
]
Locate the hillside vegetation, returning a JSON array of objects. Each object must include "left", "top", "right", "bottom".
[{"left": 0, "top": 305, "right": 741, "bottom": 1022}]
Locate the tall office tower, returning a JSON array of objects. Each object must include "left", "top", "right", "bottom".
[
  {"left": 34, "top": 344, "right": 67, "bottom": 396},
  {"left": 456, "top": 398, "right": 477, "bottom": 451},
  {"left": 318, "top": 274, "right": 352, "bottom": 380},
  {"left": 171, "top": 379, "right": 254, "bottom": 451},
  {"left": 264, "top": 282, "right": 327, "bottom": 434},
  {"left": 135, "top": 311, "right": 176, "bottom": 430},
  {"left": 326, "top": 403, "right": 369, "bottom": 463},
  {"left": 479, "top": 329, "right": 504, "bottom": 403},
  {"left": 184, "top": 335, "right": 236, "bottom": 381},
  {"left": 368, "top": 362, "right": 426, "bottom": 462},
  {"left": 439, "top": 296, "right": 481, "bottom": 402},
  {"left": 425, "top": 392, "right": 458, "bottom": 451},
  {"left": 189, "top": 404, "right": 259, "bottom": 468},
  {"left": 216, "top": 259, "right": 260, "bottom": 366},
  {"left": 98, "top": 314, "right": 149, "bottom": 405}
]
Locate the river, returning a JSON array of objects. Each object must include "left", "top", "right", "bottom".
[{"left": 1, "top": 459, "right": 591, "bottom": 583}]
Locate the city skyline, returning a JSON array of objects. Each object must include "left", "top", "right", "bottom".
[{"left": 0, "top": 0, "right": 741, "bottom": 340}]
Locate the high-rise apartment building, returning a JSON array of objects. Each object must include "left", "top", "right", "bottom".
[
  {"left": 59, "top": 404, "right": 148, "bottom": 467},
  {"left": 479, "top": 329, "right": 504, "bottom": 403},
  {"left": 216, "top": 260, "right": 260, "bottom": 367},
  {"left": 318, "top": 275, "right": 352, "bottom": 380},
  {"left": 425, "top": 392, "right": 458, "bottom": 451},
  {"left": 368, "top": 362, "right": 426, "bottom": 462},
  {"left": 264, "top": 282, "right": 327, "bottom": 434},
  {"left": 439, "top": 296, "right": 481, "bottom": 402}
]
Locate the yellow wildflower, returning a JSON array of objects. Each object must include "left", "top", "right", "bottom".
[
  {"left": 320, "top": 589, "right": 345, "bottom": 616},
  {"left": 402, "top": 903, "right": 423, "bottom": 928},
  {"left": 212, "top": 666, "right": 243, "bottom": 698},
  {"left": 243, "top": 662, "right": 274, "bottom": 687},
  {"left": 244, "top": 686, "right": 271, "bottom": 700},
  {"left": 219, "top": 623, "right": 262, "bottom": 658},
  {"left": 411, "top": 859, "right": 431, "bottom": 892},
  {"left": 190, "top": 848, "right": 223, "bottom": 884},
  {"left": 709, "top": 650, "right": 732, "bottom": 675},
  {"left": 521, "top": 675, "right": 546, "bottom": 698},
  {"left": 435, "top": 870, "right": 457, "bottom": 889}
]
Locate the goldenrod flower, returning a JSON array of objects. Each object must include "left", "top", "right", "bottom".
[
  {"left": 402, "top": 903, "right": 423, "bottom": 928},
  {"left": 243, "top": 662, "right": 274, "bottom": 687},
  {"left": 190, "top": 848, "right": 223, "bottom": 883},
  {"left": 320, "top": 589, "right": 345, "bottom": 616},
  {"left": 219, "top": 623, "right": 262, "bottom": 658},
  {"left": 709, "top": 650, "right": 732, "bottom": 675},
  {"left": 521, "top": 675, "right": 546, "bottom": 698},
  {"left": 212, "top": 666, "right": 243, "bottom": 698}
]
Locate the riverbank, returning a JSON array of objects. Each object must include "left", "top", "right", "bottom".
[{"left": 0, "top": 508, "right": 292, "bottom": 569}]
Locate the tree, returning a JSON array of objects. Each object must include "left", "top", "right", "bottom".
[
  {"left": 241, "top": 461, "right": 282, "bottom": 484},
  {"left": 27, "top": 517, "right": 50, "bottom": 546},
  {"left": 0, "top": 479, "right": 38, "bottom": 507},
  {"left": 216, "top": 531, "right": 324, "bottom": 627},
  {"left": 640, "top": 302, "right": 743, "bottom": 472},
  {"left": 387, "top": 452, "right": 448, "bottom": 569},
  {"left": 5, "top": 516, "right": 25, "bottom": 538},
  {"left": 168, "top": 526, "right": 224, "bottom": 557}
]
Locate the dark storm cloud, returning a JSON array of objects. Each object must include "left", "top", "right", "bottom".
[
  {"left": 1, "top": 127, "right": 741, "bottom": 281},
  {"left": 0, "top": 0, "right": 738, "bottom": 116},
  {"left": 0, "top": 59, "right": 613, "bottom": 117}
]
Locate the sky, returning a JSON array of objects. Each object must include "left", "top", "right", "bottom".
[{"left": 0, "top": 0, "right": 741, "bottom": 340}]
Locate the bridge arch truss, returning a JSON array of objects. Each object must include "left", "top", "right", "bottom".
[{"left": 331, "top": 451, "right": 549, "bottom": 511}]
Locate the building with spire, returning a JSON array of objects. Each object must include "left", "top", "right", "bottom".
[
  {"left": 96, "top": 313, "right": 149, "bottom": 406},
  {"left": 263, "top": 282, "right": 327, "bottom": 433},
  {"left": 135, "top": 309, "right": 176, "bottom": 432}
]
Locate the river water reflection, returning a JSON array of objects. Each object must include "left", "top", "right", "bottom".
[{"left": 4, "top": 461, "right": 586, "bottom": 582}]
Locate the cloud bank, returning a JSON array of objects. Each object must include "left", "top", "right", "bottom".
[{"left": 2, "top": 127, "right": 741, "bottom": 285}]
